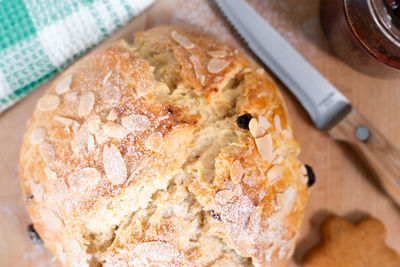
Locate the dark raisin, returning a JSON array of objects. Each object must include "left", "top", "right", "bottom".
[
  {"left": 210, "top": 210, "right": 222, "bottom": 221},
  {"left": 236, "top": 114, "right": 252, "bottom": 130},
  {"left": 27, "top": 224, "right": 42, "bottom": 244},
  {"left": 305, "top": 164, "right": 316, "bottom": 188},
  {"left": 26, "top": 195, "right": 34, "bottom": 200}
]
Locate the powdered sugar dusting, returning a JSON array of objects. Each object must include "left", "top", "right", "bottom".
[
  {"left": 133, "top": 242, "right": 181, "bottom": 263},
  {"left": 107, "top": 242, "right": 187, "bottom": 266},
  {"left": 68, "top": 168, "right": 101, "bottom": 193}
]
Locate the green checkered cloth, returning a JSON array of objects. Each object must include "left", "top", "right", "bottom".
[{"left": 0, "top": 0, "right": 154, "bottom": 114}]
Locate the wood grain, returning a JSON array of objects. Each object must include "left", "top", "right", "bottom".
[
  {"left": 329, "top": 108, "right": 400, "bottom": 207},
  {"left": 0, "top": 0, "right": 399, "bottom": 266}
]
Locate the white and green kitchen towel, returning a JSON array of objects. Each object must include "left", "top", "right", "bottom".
[{"left": 0, "top": 0, "right": 154, "bottom": 114}]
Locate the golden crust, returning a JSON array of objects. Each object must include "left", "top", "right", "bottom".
[{"left": 19, "top": 26, "right": 309, "bottom": 267}]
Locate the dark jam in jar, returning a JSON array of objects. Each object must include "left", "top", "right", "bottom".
[
  {"left": 385, "top": 0, "right": 400, "bottom": 25},
  {"left": 321, "top": 0, "right": 400, "bottom": 78}
]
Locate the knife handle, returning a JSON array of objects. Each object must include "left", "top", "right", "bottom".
[{"left": 328, "top": 108, "right": 400, "bottom": 207}]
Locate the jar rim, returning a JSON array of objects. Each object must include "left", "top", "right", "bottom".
[
  {"left": 344, "top": 0, "right": 400, "bottom": 69},
  {"left": 369, "top": 0, "right": 400, "bottom": 45}
]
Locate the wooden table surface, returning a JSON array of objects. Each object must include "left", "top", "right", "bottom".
[{"left": 1, "top": 0, "right": 399, "bottom": 266}]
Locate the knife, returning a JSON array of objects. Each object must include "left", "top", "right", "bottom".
[{"left": 215, "top": 0, "right": 400, "bottom": 206}]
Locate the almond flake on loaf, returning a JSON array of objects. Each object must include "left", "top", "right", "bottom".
[
  {"left": 207, "top": 58, "right": 230, "bottom": 73},
  {"left": 19, "top": 26, "right": 309, "bottom": 267},
  {"left": 37, "top": 95, "right": 60, "bottom": 111},
  {"left": 55, "top": 74, "right": 73, "bottom": 95},
  {"left": 29, "top": 127, "right": 46, "bottom": 145},
  {"left": 208, "top": 50, "right": 227, "bottom": 58}
]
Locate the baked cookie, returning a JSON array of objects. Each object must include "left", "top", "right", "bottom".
[
  {"left": 303, "top": 216, "right": 400, "bottom": 267},
  {"left": 19, "top": 26, "right": 310, "bottom": 266}
]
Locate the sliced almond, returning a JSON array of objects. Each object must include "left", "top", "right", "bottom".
[
  {"left": 103, "top": 144, "right": 127, "bottom": 185},
  {"left": 207, "top": 58, "right": 230, "bottom": 74},
  {"left": 121, "top": 114, "right": 151, "bottom": 132},
  {"left": 103, "top": 122, "right": 128, "bottom": 139},
  {"left": 55, "top": 75, "right": 73, "bottom": 95},
  {"left": 37, "top": 95, "right": 60, "bottom": 111},
  {"left": 255, "top": 133, "right": 273, "bottom": 161},
  {"left": 200, "top": 75, "right": 206, "bottom": 85},
  {"left": 44, "top": 167, "right": 57, "bottom": 180},
  {"left": 68, "top": 167, "right": 101, "bottom": 191},
  {"left": 107, "top": 109, "right": 118, "bottom": 121},
  {"left": 39, "top": 142, "right": 56, "bottom": 163},
  {"left": 87, "top": 115, "right": 102, "bottom": 134},
  {"left": 267, "top": 165, "right": 284, "bottom": 184},
  {"left": 103, "top": 71, "right": 112, "bottom": 85},
  {"left": 207, "top": 50, "right": 227, "bottom": 58},
  {"left": 215, "top": 189, "right": 236, "bottom": 205},
  {"left": 95, "top": 129, "right": 108, "bottom": 145},
  {"left": 276, "top": 186, "right": 297, "bottom": 210},
  {"left": 87, "top": 133, "right": 95, "bottom": 152},
  {"left": 30, "top": 128, "right": 46, "bottom": 145},
  {"left": 64, "top": 91, "right": 78, "bottom": 104},
  {"left": 78, "top": 92, "right": 95, "bottom": 117},
  {"left": 258, "top": 115, "right": 271, "bottom": 131},
  {"left": 54, "top": 116, "right": 74, "bottom": 127},
  {"left": 103, "top": 86, "right": 121, "bottom": 105},
  {"left": 145, "top": 132, "right": 163, "bottom": 153},
  {"left": 230, "top": 160, "right": 243, "bottom": 184},
  {"left": 189, "top": 55, "right": 204, "bottom": 85},
  {"left": 170, "top": 31, "right": 195, "bottom": 49},
  {"left": 274, "top": 114, "right": 282, "bottom": 132},
  {"left": 249, "top": 118, "right": 259, "bottom": 137},
  {"left": 71, "top": 125, "right": 89, "bottom": 154},
  {"left": 249, "top": 118, "right": 264, "bottom": 138},
  {"left": 54, "top": 116, "right": 78, "bottom": 128},
  {"left": 250, "top": 116, "right": 270, "bottom": 138}
]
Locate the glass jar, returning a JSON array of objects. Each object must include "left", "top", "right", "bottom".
[{"left": 321, "top": 0, "right": 400, "bottom": 78}]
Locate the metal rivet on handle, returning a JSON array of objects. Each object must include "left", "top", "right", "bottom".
[{"left": 355, "top": 126, "right": 370, "bottom": 142}]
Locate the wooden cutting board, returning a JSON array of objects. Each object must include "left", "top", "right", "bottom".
[{"left": 1, "top": 0, "right": 399, "bottom": 266}]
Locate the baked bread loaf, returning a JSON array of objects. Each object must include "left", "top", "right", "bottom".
[{"left": 19, "top": 26, "right": 309, "bottom": 267}]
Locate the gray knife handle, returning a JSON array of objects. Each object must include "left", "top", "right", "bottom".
[{"left": 328, "top": 108, "right": 400, "bottom": 206}]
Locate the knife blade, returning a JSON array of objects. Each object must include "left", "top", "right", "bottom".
[
  {"left": 214, "top": 0, "right": 351, "bottom": 130},
  {"left": 215, "top": 0, "right": 400, "bottom": 206}
]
